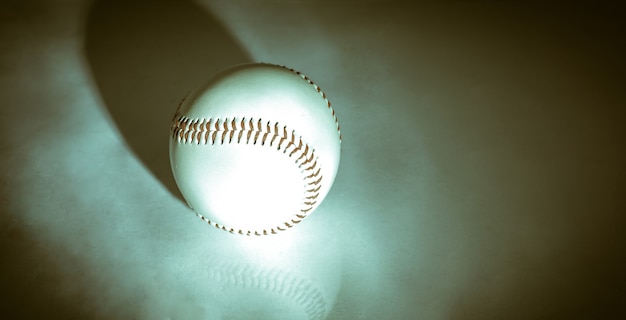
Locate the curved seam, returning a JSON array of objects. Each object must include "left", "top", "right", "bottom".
[
  {"left": 277, "top": 64, "right": 342, "bottom": 143},
  {"left": 171, "top": 112, "right": 322, "bottom": 236}
]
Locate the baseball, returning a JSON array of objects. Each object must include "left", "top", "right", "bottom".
[{"left": 169, "top": 63, "right": 341, "bottom": 235}]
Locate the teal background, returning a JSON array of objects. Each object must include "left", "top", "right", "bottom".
[{"left": 1, "top": 0, "right": 624, "bottom": 319}]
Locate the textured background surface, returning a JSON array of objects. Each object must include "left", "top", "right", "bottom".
[{"left": 1, "top": 0, "right": 624, "bottom": 319}]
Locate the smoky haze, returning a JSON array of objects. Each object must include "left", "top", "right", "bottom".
[{"left": 1, "top": 1, "right": 624, "bottom": 319}]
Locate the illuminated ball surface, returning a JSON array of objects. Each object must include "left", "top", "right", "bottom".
[{"left": 169, "top": 63, "right": 341, "bottom": 235}]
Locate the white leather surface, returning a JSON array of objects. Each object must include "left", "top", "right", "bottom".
[
  {"left": 170, "top": 63, "right": 341, "bottom": 234},
  {"left": 1, "top": 0, "right": 624, "bottom": 319}
]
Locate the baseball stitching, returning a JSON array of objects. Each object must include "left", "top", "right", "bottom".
[
  {"left": 171, "top": 114, "right": 322, "bottom": 236},
  {"left": 278, "top": 64, "right": 342, "bottom": 143},
  {"left": 171, "top": 64, "right": 340, "bottom": 236}
]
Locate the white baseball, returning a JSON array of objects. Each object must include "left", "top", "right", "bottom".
[{"left": 170, "top": 63, "right": 341, "bottom": 235}]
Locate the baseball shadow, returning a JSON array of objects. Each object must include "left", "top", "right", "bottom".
[{"left": 84, "top": 0, "right": 252, "bottom": 202}]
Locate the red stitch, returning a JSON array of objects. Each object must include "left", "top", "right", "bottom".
[
  {"left": 237, "top": 130, "right": 243, "bottom": 143},
  {"left": 303, "top": 159, "right": 317, "bottom": 171},
  {"left": 306, "top": 168, "right": 321, "bottom": 179},
  {"left": 289, "top": 139, "right": 303, "bottom": 157},
  {"left": 306, "top": 185, "right": 321, "bottom": 193},
  {"left": 309, "top": 176, "right": 323, "bottom": 186},
  {"left": 296, "top": 144, "right": 309, "bottom": 163},
  {"left": 300, "top": 153, "right": 315, "bottom": 168},
  {"left": 171, "top": 115, "right": 325, "bottom": 236},
  {"left": 228, "top": 130, "right": 234, "bottom": 143}
]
